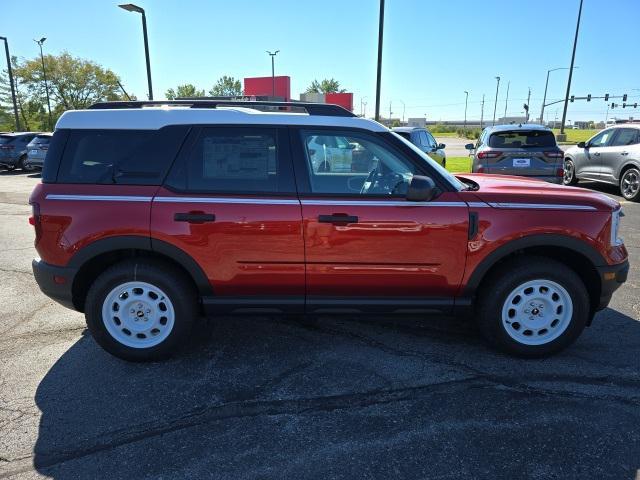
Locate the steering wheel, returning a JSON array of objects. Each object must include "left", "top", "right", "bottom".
[{"left": 359, "top": 164, "right": 380, "bottom": 194}]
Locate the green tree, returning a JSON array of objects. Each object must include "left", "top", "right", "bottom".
[
  {"left": 305, "top": 78, "right": 346, "bottom": 94},
  {"left": 208, "top": 76, "right": 242, "bottom": 96},
  {"left": 1, "top": 57, "right": 47, "bottom": 131},
  {"left": 165, "top": 83, "right": 205, "bottom": 100},
  {"left": 13, "top": 51, "right": 129, "bottom": 127}
]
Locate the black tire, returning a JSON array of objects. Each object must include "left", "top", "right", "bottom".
[
  {"left": 17, "top": 155, "right": 27, "bottom": 170},
  {"left": 85, "top": 259, "right": 198, "bottom": 361},
  {"left": 563, "top": 158, "right": 578, "bottom": 185},
  {"left": 442, "top": 158, "right": 446, "bottom": 169},
  {"left": 477, "top": 256, "right": 589, "bottom": 357},
  {"left": 619, "top": 167, "right": 640, "bottom": 202}
]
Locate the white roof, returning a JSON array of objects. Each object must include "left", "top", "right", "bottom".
[{"left": 55, "top": 107, "right": 388, "bottom": 132}]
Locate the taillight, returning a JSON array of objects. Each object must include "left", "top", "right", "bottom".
[
  {"left": 29, "top": 202, "right": 42, "bottom": 244},
  {"left": 477, "top": 151, "right": 502, "bottom": 160},
  {"left": 544, "top": 151, "right": 564, "bottom": 159},
  {"left": 556, "top": 168, "right": 565, "bottom": 177},
  {"left": 476, "top": 167, "right": 485, "bottom": 173}
]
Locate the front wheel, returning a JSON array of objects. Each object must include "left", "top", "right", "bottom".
[
  {"left": 477, "top": 257, "right": 589, "bottom": 357},
  {"left": 563, "top": 158, "right": 578, "bottom": 185},
  {"left": 620, "top": 168, "right": 640, "bottom": 201},
  {"left": 85, "top": 259, "right": 197, "bottom": 361}
]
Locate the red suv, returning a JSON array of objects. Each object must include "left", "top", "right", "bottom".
[{"left": 29, "top": 101, "right": 629, "bottom": 361}]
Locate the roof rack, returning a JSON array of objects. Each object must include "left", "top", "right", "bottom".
[{"left": 88, "top": 100, "right": 356, "bottom": 117}]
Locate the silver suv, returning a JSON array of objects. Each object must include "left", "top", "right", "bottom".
[
  {"left": 466, "top": 124, "right": 564, "bottom": 183},
  {"left": 563, "top": 124, "right": 640, "bottom": 201}
]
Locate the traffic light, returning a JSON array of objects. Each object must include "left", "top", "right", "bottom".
[
  {"left": 570, "top": 95, "right": 575, "bottom": 102},
  {"left": 604, "top": 93, "right": 609, "bottom": 101},
  {"left": 635, "top": 103, "right": 638, "bottom": 108},
  {"left": 523, "top": 103, "right": 529, "bottom": 112},
  {"left": 623, "top": 94, "right": 628, "bottom": 101},
  {"left": 587, "top": 94, "right": 591, "bottom": 102},
  {"left": 611, "top": 103, "right": 617, "bottom": 109},
  {"left": 623, "top": 103, "right": 627, "bottom": 108}
]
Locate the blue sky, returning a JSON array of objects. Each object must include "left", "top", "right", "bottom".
[{"left": 2, "top": 0, "right": 639, "bottom": 122}]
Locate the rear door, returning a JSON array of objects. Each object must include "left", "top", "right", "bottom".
[
  {"left": 150, "top": 126, "right": 305, "bottom": 313},
  {"left": 292, "top": 127, "right": 468, "bottom": 313},
  {"left": 600, "top": 128, "right": 639, "bottom": 183},
  {"left": 486, "top": 130, "right": 558, "bottom": 177}
]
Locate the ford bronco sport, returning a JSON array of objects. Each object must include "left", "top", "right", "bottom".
[{"left": 30, "top": 101, "right": 629, "bottom": 361}]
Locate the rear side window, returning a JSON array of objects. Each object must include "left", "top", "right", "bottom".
[
  {"left": 30, "top": 135, "right": 51, "bottom": 145},
  {"left": 56, "top": 127, "right": 188, "bottom": 185},
  {"left": 489, "top": 130, "right": 556, "bottom": 148},
  {"left": 0, "top": 135, "right": 16, "bottom": 145},
  {"left": 165, "top": 127, "right": 294, "bottom": 194},
  {"left": 610, "top": 128, "right": 639, "bottom": 146}
]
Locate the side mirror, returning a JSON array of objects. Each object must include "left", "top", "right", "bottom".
[
  {"left": 577, "top": 141, "right": 586, "bottom": 148},
  {"left": 437, "top": 143, "right": 446, "bottom": 150},
  {"left": 464, "top": 143, "right": 475, "bottom": 150},
  {"left": 406, "top": 175, "right": 438, "bottom": 202}
]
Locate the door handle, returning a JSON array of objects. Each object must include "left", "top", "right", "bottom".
[
  {"left": 174, "top": 212, "right": 216, "bottom": 223},
  {"left": 318, "top": 214, "right": 359, "bottom": 224},
  {"left": 593, "top": 152, "right": 600, "bottom": 156},
  {"left": 621, "top": 151, "right": 629, "bottom": 156}
]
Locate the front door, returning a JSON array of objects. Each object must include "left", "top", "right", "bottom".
[
  {"left": 292, "top": 128, "right": 469, "bottom": 313},
  {"left": 579, "top": 128, "right": 615, "bottom": 180},
  {"left": 150, "top": 126, "right": 305, "bottom": 313}
]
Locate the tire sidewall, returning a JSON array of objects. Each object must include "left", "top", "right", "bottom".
[
  {"left": 620, "top": 168, "right": 640, "bottom": 201},
  {"left": 563, "top": 159, "right": 577, "bottom": 185},
  {"left": 479, "top": 260, "right": 589, "bottom": 357},
  {"left": 85, "top": 261, "right": 196, "bottom": 361}
]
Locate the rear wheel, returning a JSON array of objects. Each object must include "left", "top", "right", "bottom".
[
  {"left": 477, "top": 257, "right": 589, "bottom": 357},
  {"left": 17, "top": 155, "right": 27, "bottom": 171},
  {"left": 563, "top": 158, "right": 578, "bottom": 185},
  {"left": 85, "top": 259, "right": 197, "bottom": 361},
  {"left": 620, "top": 167, "right": 640, "bottom": 201}
]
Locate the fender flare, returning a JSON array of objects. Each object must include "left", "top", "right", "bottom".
[
  {"left": 68, "top": 235, "right": 213, "bottom": 296},
  {"left": 462, "top": 233, "right": 606, "bottom": 297}
]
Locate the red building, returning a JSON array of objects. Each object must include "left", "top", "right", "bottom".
[
  {"left": 325, "top": 92, "right": 354, "bottom": 112},
  {"left": 244, "top": 76, "right": 291, "bottom": 101}
]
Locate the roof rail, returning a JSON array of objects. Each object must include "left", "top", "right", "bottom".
[{"left": 88, "top": 100, "right": 356, "bottom": 117}]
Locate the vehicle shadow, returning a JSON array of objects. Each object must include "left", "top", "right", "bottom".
[
  {"left": 0, "top": 169, "right": 31, "bottom": 176},
  {"left": 31, "top": 307, "right": 640, "bottom": 478},
  {"left": 576, "top": 180, "right": 623, "bottom": 199}
]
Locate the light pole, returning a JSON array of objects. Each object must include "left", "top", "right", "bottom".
[
  {"left": 463, "top": 91, "right": 469, "bottom": 129},
  {"left": 503, "top": 81, "right": 510, "bottom": 119},
  {"left": 540, "top": 67, "right": 577, "bottom": 125},
  {"left": 119, "top": 4, "right": 153, "bottom": 100},
  {"left": 492, "top": 76, "right": 500, "bottom": 126},
  {"left": 360, "top": 96, "right": 368, "bottom": 117},
  {"left": 0, "top": 36, "right": 19, "bottom": 131},
  {"left": 266, "top": 50, "right": 279, "bottom": 98},
  {"left": 560, "top": 0, "right": 583, "bottom": 135},
  {"left": 398, "top": 99, "right": 405, "bottom": 123},
  {"left": 34, "top": 38, "right": 52, "bottom": 130},
  {"left": 374, "top": 0, "right": 385, "bottom": 121}
]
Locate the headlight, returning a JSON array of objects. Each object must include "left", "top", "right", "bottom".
[{"left": 610, "top": 208, "right": 624, "bottom": 246}]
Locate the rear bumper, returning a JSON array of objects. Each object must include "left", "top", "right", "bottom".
[
  {"left": 32, "top": 258, "right": 78, "bottom": 311},
  {"left": 596, "top": 260, "right": 629, "bottom": 311}
]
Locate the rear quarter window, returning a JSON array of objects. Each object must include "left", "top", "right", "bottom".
[
  {"left": 489, "top": 130, "right": 556, "bottom": 148},
  {"left": 55, "top": 127, "right": 189, "bottom": 185}
]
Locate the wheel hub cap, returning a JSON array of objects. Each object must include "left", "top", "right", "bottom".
[
  {"left": 101, "top": 281, "right": 175, "bottom": 349},
  {"left": 501, "top": 279, "right": 573, "bottom": 346}
]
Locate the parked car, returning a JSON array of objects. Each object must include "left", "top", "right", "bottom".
[
  {"left": 23, "top": 133, "right": 53, "bottom": 170},
  {"left": 0, "top": 132, "right": 38, "bottom": 170},
  {"left": 30, "top": 100, "right": 628, "bottom": 361},
  {"left": 392, "top": 127, "right": 446, "bottom": 167},
  {"left": 465, "top": 124, "right": 564, "bottom": 183},
  {"left": 563, "top": 124, "right": 640, "bottom": 201}
]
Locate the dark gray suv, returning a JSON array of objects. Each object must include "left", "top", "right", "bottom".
[
  {"left": 392, "top": 127, "right": 446, "bottom": 167},
  {"left": 466, "top": 124, "right": 564, "bottom": 183},
  {"left": 563, "top": 124, "right": 640, "bottom": 201}
]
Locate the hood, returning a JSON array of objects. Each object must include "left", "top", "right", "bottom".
[{"left": 457, "top": 173, "right": 619, "bottom": 212}]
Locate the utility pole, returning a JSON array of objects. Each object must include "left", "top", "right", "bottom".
[
  {"left": 560, "top": 0, "right": 583, "bottom": 135},
  {"left": 463, "top": 91, "right": 469, "bottom": 130},
  {"left": 374, "top": 0, "right": 385, "bottom": 121},
  {"left": 266, "top": 50, "right": 279, "bottom": 97},
  {"left": 526, "top": 87, "right": 531, "bottom": 122},
  {"left": 480, "top": 94, "right": 485, "bottom": 129},
  {"left": 389, "top": 100, "right": 392, "bottom": 122},
  {"left": 503, "top": 81, "right": 510, "bottom": 119},
  {"left": 492, "top": 76, "right": 500, "bottom": 126},
  {"left": 0, "top": 36, "right": 19, "bottom": 131}
]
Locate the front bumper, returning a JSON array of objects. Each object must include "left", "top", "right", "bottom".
[
  {"left": 0, "top": 156, "right": 19, "bottom": 168},
  {"left": 596, "top": 260, "right": 629, "bottom": 311},
  {"left": 32, "top": 258, "right": 78, "bottom": 311}
]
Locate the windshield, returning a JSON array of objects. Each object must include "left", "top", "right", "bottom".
[
  {"left": 29, "top": 135, "right": 51, "bottom": 145},
  {"left": 488, "top": 130, "right": 556, "bottom": 148},
  {"left": 0, "top": 135, "right": 16, "bottom": 145},
  {"left": 390, "top": 132, "right": 466, "bottom": 191}
]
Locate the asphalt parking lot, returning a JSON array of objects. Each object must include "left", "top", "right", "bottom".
[{"left": 0, "top": 171, "right": 638, "bottom": 479}]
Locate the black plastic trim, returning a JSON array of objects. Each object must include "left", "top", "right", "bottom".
[
  {"left": 596, "top": 260, "right": 629, "bottom": 310},
  {"left": 306, "top": 297, "right": 454, "bottom": 315},
  {"left": 202, "top": 296, "right": 304, "bottom": 314},
  {"left": 32, "top": 258, "right": 77, "bottom": 310}
]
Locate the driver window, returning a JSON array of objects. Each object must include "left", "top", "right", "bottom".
[
  {"left": 301, "top": 130, "right": 416, "bottom": 195},
  {"left": 418, "top": 131, "right": 432, "bottom": 148},
  {"left": 589, "top": 130, "right": 612, "bottom": 147}
]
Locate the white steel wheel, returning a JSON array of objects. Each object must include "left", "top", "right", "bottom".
[
  {"left": 500, "top": 279, "right": 573, "bottom": 346},
  {"left": 101, "top": 281, "right": 176, "bottom": 349}
]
